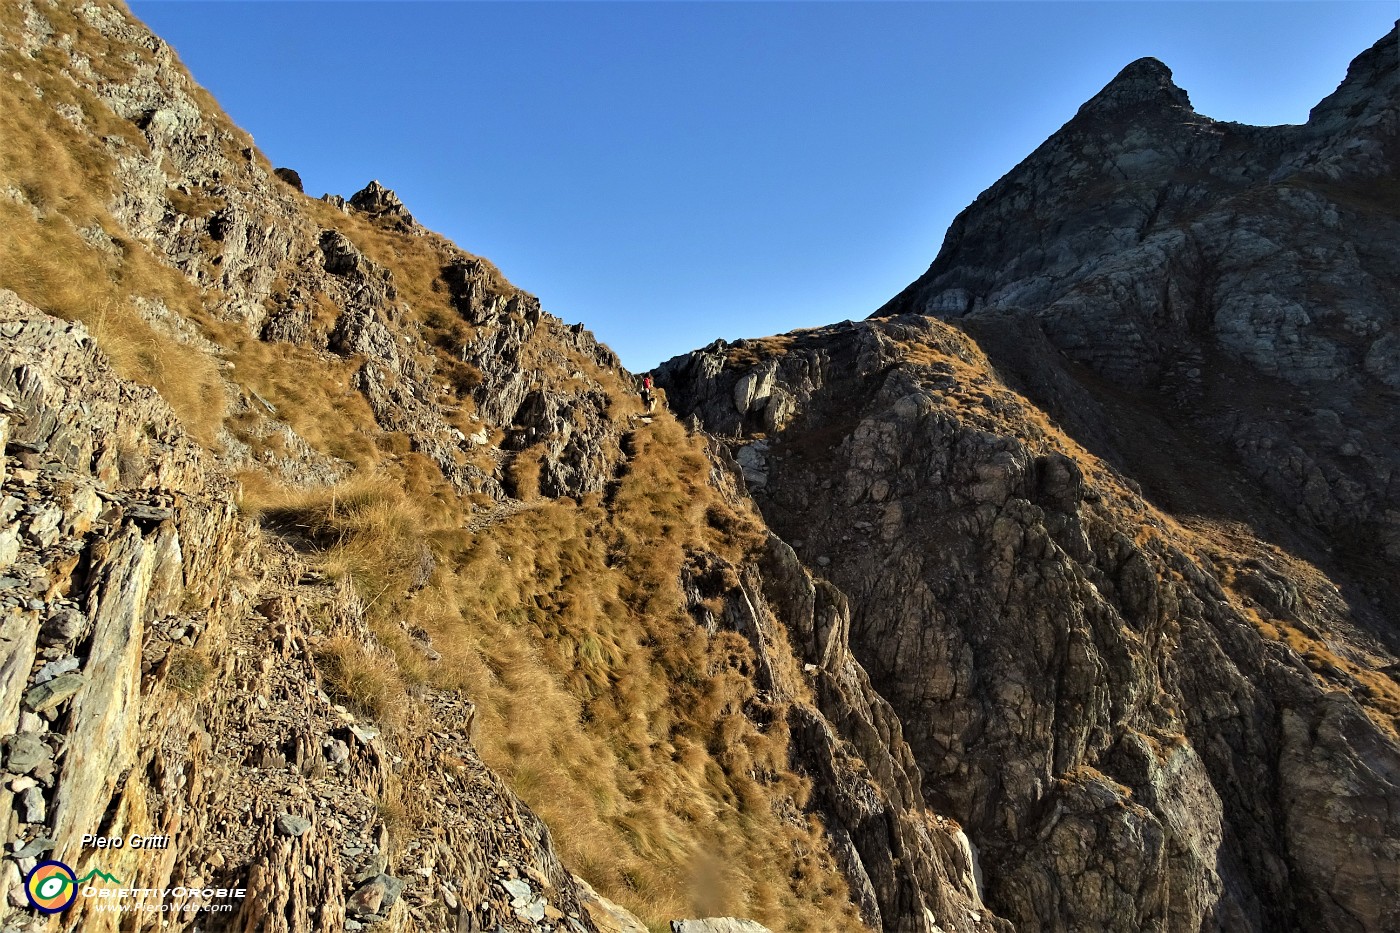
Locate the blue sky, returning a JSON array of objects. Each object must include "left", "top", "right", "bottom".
[{"left": 130, "top": 2, "right": 1397, "bottom": 371}]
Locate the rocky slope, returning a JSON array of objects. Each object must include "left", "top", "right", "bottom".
[
  {"left": 0, "top": 2, "right": 996, "bottom": 932},
  {"left": 659, "top": 26, "right": 1400, "bottom": 933},
  {"left": 0, "top": 293, "right": 608, "bottom": 933},
  {"left": 2, "top": 2, "right": 1396, "bottom": 933},
  {"left": 877, "top": 27, "right": 1400, "bottom": 644}
]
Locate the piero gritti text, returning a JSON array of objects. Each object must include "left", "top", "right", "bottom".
[{"left": 80, "top": 834, "right": 171, "bottom": 850}]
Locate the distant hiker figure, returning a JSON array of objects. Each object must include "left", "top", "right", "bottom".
[{"left": 641, "top": 375, "right": 656, "bottom": 413}]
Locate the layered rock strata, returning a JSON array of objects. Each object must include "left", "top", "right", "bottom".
[
  {"left": 878, "top": 28, "right": 1400, "bottom": 630},
  {"left": 659, "top": 313, "right": 1400, "bottom": 933}
]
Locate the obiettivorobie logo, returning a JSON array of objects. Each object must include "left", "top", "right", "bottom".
[
  {"left": 23, "top": 860, "right": 245, "bottom": 915},
  {"left": 24, "top": 861, "right": 118, "bottom": 914}
]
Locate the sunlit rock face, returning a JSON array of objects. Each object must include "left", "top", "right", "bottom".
[{"left": 660, "top": 26, "right": 1400, "bottom": 933}]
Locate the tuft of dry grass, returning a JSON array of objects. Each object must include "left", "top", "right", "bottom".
[
  {"left": 244, "top": 475, "right": 437, "bottom": 601},
  {"left": 165, "top": 648, "right": 212, "bottom": 695},
  {"left": 725, "top": 334, "right": 795, "bottom": 368},
  {"left": 223, "top": 335, "right": 383, "bottom": 470},
  {"left": 315, "top": 636, "right": 411, "bottom": 733}
]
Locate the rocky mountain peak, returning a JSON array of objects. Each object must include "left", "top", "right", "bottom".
[
  {"left": 1074, "top": 56, "right": 1194, "bottom": 121},
  {"left": 658, "top": 29, "right": 1398, "bottom": 930},
  {"left": 347, "top": 178, "right": 419, "bottom": 230},
  {"left": 1303, "top": 23, "right": 1398, "bottom": 135}
]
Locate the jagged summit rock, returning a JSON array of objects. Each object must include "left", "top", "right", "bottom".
[
  {"left": 1301, "top": 23, "right": 1399, "bottom": 143},
  {"left": 1074, "top": 56, "right": 1194, "bottom": 120},
  {"left": 348, "top": 178, "right": 418, "bottom": 230},
  {"left": 274, "top": 166, "right": 305, "bottom": 192},
  {"left": 873, "top": 24, "right": 1400, "bottom": 613}
]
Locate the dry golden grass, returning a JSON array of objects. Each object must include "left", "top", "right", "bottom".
[
  {"left": 315, "top": 636, "right": 413, "bottom": 734},
  {"left": 1, "top": 8, "right": 866, "bottom": 921},
  {"left": 1180, "top": 522, "right": 1400, "bottom": 740},
  {"left": 223, "top": 335, "right": 383, "bottom": 470},
  {"left": 1243, "top": 609, "right": 1400, "bottom": 739},
  {"left": 419, "top": 419, "right": 859, "bottom": 930},
  {"left": 505, "top": 447, "right": 545, "bottom": 500},
  {"left": 231, "top": 166, "right": 859, "bottom": 924},
  {"left": 165, "top": 648, "right": 213, "bottom": 695},
  {"left": 725, "top": 334, "right": 796, "bottom": 368},
  {"left": 243, "top": 474, "right": 439, "bottom": 599},
  {"left": 0, "top": 9, "right": 226, "bottom": 445},
  {"left": 248, "top": 410, "right": 860, "bottom": 930},
  {"left": 1062, "top": 764, "right": 1135, "bottom": 801}
]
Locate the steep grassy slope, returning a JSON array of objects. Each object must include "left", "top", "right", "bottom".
[{"left": 0, "top": 3, "right": 983, "bottom": 931}]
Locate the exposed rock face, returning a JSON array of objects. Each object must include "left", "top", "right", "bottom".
[
  {"left": 877, "top": 27, "right": 1400, "bottom": 615},
  {"left": 0, "top": 294, "right": 608, "bottom": 933},
  {"left": 5, "top": 0, "right": 627, "bottom": 504},
  {"left": 274, "top": 167, "right": 305, "bottom": 192},
  {"left": 660, "top": 312, "right": 1400, "bottom": 933},
  {"left": 692, "top": 474, "right": 1000, "bottom": 933},
  {"left": 756, "top": 535, "right": 999, "bottom": 933},
  {"left": 658, "top": 41, "right": 1400, "bottom": 926},
  {"left": 0, "top": 3, "right": 993, "bottom": 932},
  {"left": 348, "top": 180, "right": 418, "bottom": 232},
  {"left": 668, "top": 41, "right": 1400, "bottom": 930}
]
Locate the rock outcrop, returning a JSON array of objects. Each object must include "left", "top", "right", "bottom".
[
  {"left": 877, "top": 27, "right": 1400, "bottom": 624},
  {"left": 660, "top": 311, "right": 1400, "bottom": 933},
  {"left": 0, "top": 293, "right": 610, "bottom": 933},
  {"left": 0, "top": 2, "right": 992, "bottom": 931},
  {"left": 693, "top": 447, "right": 1002, "bottom": 933}
]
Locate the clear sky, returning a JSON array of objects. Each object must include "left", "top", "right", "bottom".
[{"left": 129, "top": 1, "right": 1396, "bottom": 371}]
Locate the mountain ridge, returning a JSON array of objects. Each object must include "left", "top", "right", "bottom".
[
  {"left": 659, "top": 22, "right": 1399, "bottom": 933},
  {"left": 0, "top": 3, "right": 1395, "bottom": 933},
  {"left": 0, "top": 2, "right": 997, "bottom": 931}
]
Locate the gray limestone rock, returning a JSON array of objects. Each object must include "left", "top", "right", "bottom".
[
  {"left": 18, "top": 786, "right": 45, "bottom": 823},
  {"left": 23, "top": 674, "right": 83, "bottom": 713},
  {"left": 276, "top": 813, "right": 312, "bottom": 837},
  {"left": 345, "top": 872, "right": 404, "bottom": 920},
  {"left": 31, "top": 657, "right": 79, "bottom": 686},
  {"left": 12, "top": 837, "right": 53, "bottom": 859},
  {"left": 671, "top": 920, "right": 774, "bottom": 933},
  {"left": 39, "top": 608, "right": 86, "bottom": 645},
  {"left": 2, "top": 734, "right": 51, "bottom": 774}
]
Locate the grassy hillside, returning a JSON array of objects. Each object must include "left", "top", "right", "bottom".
[{"left": 0, "top": 3, "right": 866, "bottom": 927}]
